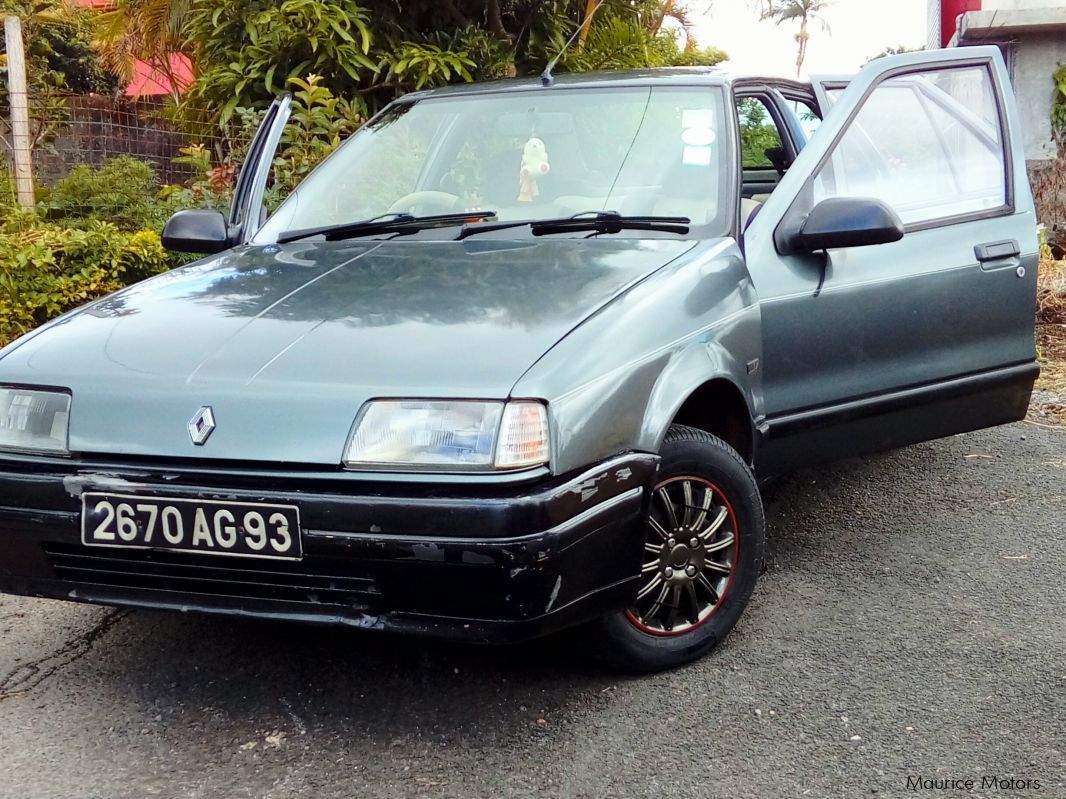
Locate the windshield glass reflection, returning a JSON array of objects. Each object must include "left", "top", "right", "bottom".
[{"left": 256, "top": 87, "right": 728, "bottom": 241}]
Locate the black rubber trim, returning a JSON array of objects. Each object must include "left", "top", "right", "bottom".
[{"left": 764, "top": 361, "right": 1039, "bottom": 438}]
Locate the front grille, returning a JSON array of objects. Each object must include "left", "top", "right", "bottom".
[{"left": 43, "top": 543, "right": 380, "bottom": 609}]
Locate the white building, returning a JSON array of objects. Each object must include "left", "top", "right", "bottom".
[{"left": 931, "top": 0, "right": 1066, "bottom": 162}]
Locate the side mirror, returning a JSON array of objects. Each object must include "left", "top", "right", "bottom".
[
  {"left": 780, "top": 197, "right": 904, "bottom": 254},
  {"left": 161, "top": 209, "right": 233, "bottom": 254}
]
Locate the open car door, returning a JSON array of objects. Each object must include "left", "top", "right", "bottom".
[
  {"left": 161, "top": 93, "right": 292, "bottom": 254},
  {"left": 229, "top": 92, "right": 293, "bottom": 245},
  {"left": 744, "top": 46, "right": 1039, "bottom": 474}
]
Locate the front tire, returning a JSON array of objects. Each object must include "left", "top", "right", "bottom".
[{"left": 591, "top": 425, "right": 765, "bottom": 673}]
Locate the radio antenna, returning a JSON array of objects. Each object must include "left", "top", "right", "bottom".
[{"left": 540, "top": 0, "right": 607, "bottom": 86}]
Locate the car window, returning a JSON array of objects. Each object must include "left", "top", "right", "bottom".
[
  {"left": 736, "top": 97, "right": 784, "bottom": 169},
  {"left": 255, "top": 86, "right": 731, "bottom": 241},
  {"left": 817, "top": 85, "right": 847, "bottom": 108},
  {"left": 786, "top": 99, "right": 822, "bottom": 141},
  {"left": 812, "top": 65, "right": 1006, "bottom": 226}
]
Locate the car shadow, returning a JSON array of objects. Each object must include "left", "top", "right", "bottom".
[
  {"left": 89, "top": 606, "right": 621, "bottom": 744},
  {"left": 69, "top": 435, "right": 976, "bottom": 739}
]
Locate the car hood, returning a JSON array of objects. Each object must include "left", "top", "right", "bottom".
[{"left": 0, "top": 237, "right": 695, "bottom": 465}]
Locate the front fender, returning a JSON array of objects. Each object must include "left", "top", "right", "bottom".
[
  {"left": 512, "top": 239, "right": 763, "bottom": 474},
  {"left": 640, "top": 322, "right": 761, "bottom": 455}
]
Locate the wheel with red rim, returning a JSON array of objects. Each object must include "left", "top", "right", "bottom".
[
  {"left": 590, "top": 425, "right": 765, "bottom": 673},
  {"left": 626, "top": 475, "right": 740, "bottom": 635}
]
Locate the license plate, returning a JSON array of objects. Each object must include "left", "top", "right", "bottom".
[{"left": 81, "top": 493, "right": 302, "bottom": 561}]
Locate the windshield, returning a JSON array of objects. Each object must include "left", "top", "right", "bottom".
[{"left": 255, "top": 86, "right": 730, "bottom": 241}]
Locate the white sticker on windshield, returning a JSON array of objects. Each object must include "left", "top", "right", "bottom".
[
  {"left": 681, "top": 109, "right": 715, "bottom": 130},
  {"left": 682, "top": 146, "right": 712, "bottom": 166},
  {"left": 682, "top": 127, "right": 716, "bottom": 147}
]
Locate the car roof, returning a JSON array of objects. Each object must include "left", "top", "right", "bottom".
[{"left": 404, "top": 67, "right": 810, "bottom": 101}]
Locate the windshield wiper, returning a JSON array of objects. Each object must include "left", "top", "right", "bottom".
[
  {"left": 277, "top": 211, "right": 498, "bottom": 244},
  {"left": 455, "top": 211, "right": 691, "bottom": 240}
]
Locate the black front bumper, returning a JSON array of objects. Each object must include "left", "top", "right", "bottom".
[{"left": 0, "top": 453, "right": 658, "bottom": 642}]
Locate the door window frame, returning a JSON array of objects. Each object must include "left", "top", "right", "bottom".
[
  {"left": 774, "top": 56, "right": 1014, "bottom": 254},
  {"left": 768, "top": 83, "right": 824, "bottom": 149},
  {"left": 732, "top": 83, "right": 808, "bottom": 167}
]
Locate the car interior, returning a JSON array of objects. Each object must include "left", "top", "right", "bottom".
[
  {"left": 428, "top": 104, "right": 729, "bottom": 229},
  {"left": 735, "top": 88, "right": 822, "bottom": 234},
  {"left": 353, "top": 85, "right": 822, "bottom": 239}
]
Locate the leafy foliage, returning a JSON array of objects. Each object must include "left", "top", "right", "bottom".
[
  {"left": 561, "top": 16, "right": 655, "bottom": 73},
  {"left": 176, "top": 0, "right": 728, "bottom": 126},
  {"left": 271, "top": 75, "right": 363, "bottom": 196},
  {"left": 1052, "top": 63, "right": 1066, "bottom": 155},
  {"left": 426, "top": 24, "right": 517, "bottom": 81},
  {"left": 1, "top": 1, "right": 118, "bottom": 151},
  {"left": 181, "top": 0, "right": 376, "bottom": 124},
  {"left": 386, "top": 42, "right": 475, "bottom": 90},
  {"left": 1, "top": 0, "right": 117, "bottom": 94},
  {"left": 0, "top": 163, "right": 14, "bottom": 210},
  {"left": 867, "top": 44, "right": 923, "bottom": 63},
  {"left": 170, "top": 75, "right": 362, "bottom": 209},
  {"left": 648, "top": 29, "right": 726, "bottom": 68},
  {"left": 41, "top": 156, "right": 169, "bottom": 231},
  {"left": 738, "top": 98, "right": 781, "bottom": 167},
  {"left": 0, "top": 221, "right": 170, "bottom": 347}
]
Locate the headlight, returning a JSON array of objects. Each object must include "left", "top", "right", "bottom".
[
  {"left": 0, "top": 386, "right": 71, "bottom": 454},
  {"left": 344, "top": 399, "right": 550, "bottom": 471}
]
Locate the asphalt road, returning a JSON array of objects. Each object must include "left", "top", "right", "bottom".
[{"left": 1, "top": 421, "right": 1063, "bottom": 799}]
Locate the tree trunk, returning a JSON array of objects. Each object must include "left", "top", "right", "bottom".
[
  {"left": 486, "top": 0, "right": 516, "bottom": 76},
  {"left": 795, "top": 16, "right": 809, "bottom": 77},
  {"left": 438, "top": 0, "right": 469, "bottom": 27},
  {"left": 4, "top": 15, "right": 35, "bottom": 209},
  {"left": 486, "top": 0, "right": 507, "bottom": 37},
  {"left": 649, "top": 0, "right": 674, "bottom": 35},
  {"left": 577, "top": 0, "right": 599, "bottom": 48}
]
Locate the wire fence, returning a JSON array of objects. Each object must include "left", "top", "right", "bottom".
[
  {"left": 31, "top": 95, "right": 207, "bottom": 185},
  {"left": 1, "top": 92, "right": 254, "bottom": 221}
]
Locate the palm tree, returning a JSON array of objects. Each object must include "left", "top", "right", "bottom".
[
  {"left": 759, "top": 0, "right": 832, "bottom": 78},
  {"left": 92, "top": 0, "right": 193, "bottom": 103},
  {"left": 578, "top": 0, "right": 706, "bottom": 48}
]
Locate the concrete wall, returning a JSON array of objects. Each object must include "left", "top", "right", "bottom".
[
  {"left": 945, "top": 1, "right": 1066, "bottom": 235},
  {"left": 952, "top": 3, "right": 1066, "bottom": 161},
  {"left": 983, "top": 0, "right": 1064, "bottom": 10},
  {"left": 1009, "top": 31, "right": 1066, "bottom": 161}
]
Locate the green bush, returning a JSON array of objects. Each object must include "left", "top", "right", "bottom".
[
  {"left": 1052, "top": 64, "right": 1066, "bottom": 151},
  {"left": 0, "top": 165, "right": 14, "bottom": 211},
  {"left": 41, "top": 156, "right": 169, "bottom": 232},
  {"left": 0, "top": 220, "right": 171, "bottom": 347}
]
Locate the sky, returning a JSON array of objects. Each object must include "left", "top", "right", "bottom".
[{"left": 688, "top": 0, "right": 929, "bottom": 79}]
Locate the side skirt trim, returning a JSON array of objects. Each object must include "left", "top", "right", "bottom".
[{"left": 763, "top": 361, "right": 1039, "bottom": 439}]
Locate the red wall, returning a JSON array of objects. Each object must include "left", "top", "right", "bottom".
[{"left": 940, "top": 0, "right": 983, "bottom": 46}]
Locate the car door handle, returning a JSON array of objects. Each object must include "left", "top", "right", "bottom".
[{"left": 974, "top": 239, "right": 1020, "bottom": 271}]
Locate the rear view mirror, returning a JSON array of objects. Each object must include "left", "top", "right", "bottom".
[
  {"left": 161, "top": 209, "right": 232, "bottom": 254},
  {"left": 779, "top": 197, "right": 904, "bottom": 254}
]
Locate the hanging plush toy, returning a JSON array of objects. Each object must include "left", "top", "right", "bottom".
[{"left": 517, "top": 136, "right": 550, "bottom": 202}]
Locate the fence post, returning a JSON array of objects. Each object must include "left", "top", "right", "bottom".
[{"left": 4, "top": 15, "right": 35, "bottom": 209}]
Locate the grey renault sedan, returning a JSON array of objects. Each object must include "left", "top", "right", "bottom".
[{"left": 0, "top": 47, "right": 1039, "bottom": 671}]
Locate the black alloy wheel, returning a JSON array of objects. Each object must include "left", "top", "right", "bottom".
[{"left": 590, "top": 425, "right": 765, "bottom": 673}]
